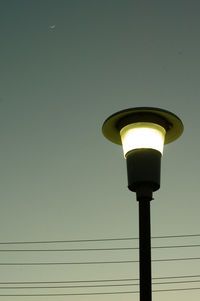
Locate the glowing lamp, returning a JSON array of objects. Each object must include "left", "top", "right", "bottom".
[
  {"left": 120, "top": 122, "right": 166, "bottom": 157},
  {"left": 102, "top": 107, "right": 183, "bottom": 196}
]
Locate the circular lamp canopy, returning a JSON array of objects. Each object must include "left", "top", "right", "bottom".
[{"left": 102, "top": 107, "right": 183, "bottom": 157}]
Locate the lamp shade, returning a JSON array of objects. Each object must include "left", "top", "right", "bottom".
[
  {"left": 120, "top": 122, "right": 166, "bottom": 158},
  {"left": 102, "top": 107, "right": 183, "bottom": 147}
]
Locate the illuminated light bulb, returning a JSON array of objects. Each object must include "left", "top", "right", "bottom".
[{"left": 120, "top": 122, "right": 166, "bottom": 158}]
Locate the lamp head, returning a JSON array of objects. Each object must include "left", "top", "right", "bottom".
[{"left": 102, "top": 107, "right": 183, "bottom": 197}]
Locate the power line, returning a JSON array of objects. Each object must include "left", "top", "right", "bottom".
[
  {"left": 153, "top": 257, "right": 200, "bottom": 262},
  {"left": 0, "top": 278, "right": 139, "bottom": 285},
  {"left": 153, "top": 279, "right": 200, "bottom": 285},
  {"left": 1, "top": 274, "right": 200, "bottom": 285},
  {"left": 0, "top": 260, "right": 139, "bottom": 266},
  {"left": 1, "top": 279, "right": 200, "bottom": 290},
  {"left": 0, "top": 291, "right": 139, "bottom": 296},
  {"left": 1, "top": 243, "right": 200, "bottom": 252},
  {"left": 0, "top": 247, "right": 139, "bottom": 252},
  {"left": 1, "top": 287, "right": 200, "bottom": 296},
  {"left": 1, "top": 257, "right": 200, "bottom": 265},
  {"left": 153, "top": 244, "right": 200, "bottom": 249},
  {"left": 0, "top": 283, "right": 138, "bottom": 289},
  {"left": 153, "top": 287, "right": 200, "bottom": 292},
  {"left": 154, "top": 274, "right": 200, "bottom": 280},
  {"left": 0, "top": 233, "right": 200, "bottom": 245},
  {"left": 152, "top": 234, "right": 200, "bottom": 239},
  {"left": 0, "top": 237, "right": 137, "bottom": 245}
]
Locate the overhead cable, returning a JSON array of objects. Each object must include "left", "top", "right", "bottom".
[
  {"left": 0, "top": 233, "right": 200, "bottom": 245},
  {"left": 1, "top": 257, "right": 200, "bottom": 265},
  {"left": 1, "top": 274, "right": 200, "bottom": 285},
  {"left": 1, "top": 279, "right": 200, "bottom": 290},
  {"left": 0, "top": 243, "right": 200, "bottom": 252},
  {"left": 1, "top": 287, "right": 200, "bottom": 296}
]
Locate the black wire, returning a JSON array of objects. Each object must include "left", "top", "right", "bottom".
[
  {"left": 0, "top": 260, "right": 139, "bottom": 265},
  {"left": 153, "top": 279, "right": 200, "bottom": 285},
  {"left": 1, "top": 257, "right": 200, "bottom": 265},
  {"left": 154, "top": 274, "right": 200, "bottom": 280},
  {"left": 1, "top": 274, "right": 200, "bottom": 285},
  {"left": 153, "top": 244, "right": 200, "bottom": 249},
  {"left": 1, "top": 243, "right": 200, "bottom": 252},
  {"left": 153, "top": 257, "right": 200, "bottom": 262},
  {"left": 0, "top": 247, "right": 139, "bottom": 252},
  {"left": 0, "top": 237, "right": 137, "bottom": 245},
  {"left": 1, "top": 279, "right": 200, "bottom": 290},
  {"left": 0, "top": 278, "right": 139, "bottom": 285},
  {"left": 0, "top": 233, "right": 200, "bottom": 245},
  {"left": 0, "top": 291, "right": 139, "bottom": 296},
  {"left": 0, "top": 283, "right": 138, "bottom": 289},
  {"left": 152, "top": 234, "right": 200, "bottom": 239},
  {"left": 153, "top": 287, "right": 200, "bottom": 292},
  {"left": 1, "top": 287, "right": 200, "bottom": 296}
]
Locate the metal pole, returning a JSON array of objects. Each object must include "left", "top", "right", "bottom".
[
  {"left": 138, "top": 197, "right": 152, "bottom": 301},
  {"left": 126, "top": 149, "right": 158, "bottom": 301}
]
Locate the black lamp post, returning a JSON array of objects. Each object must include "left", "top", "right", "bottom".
[{"left": 102, "top": 107, "right": 183, "bottom": 301}]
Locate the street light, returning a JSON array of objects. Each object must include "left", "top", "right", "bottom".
[{"left": 102, "top": 107, "right": 183, "bottom": 301}]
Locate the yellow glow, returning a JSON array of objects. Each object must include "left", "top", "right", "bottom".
[{"left": 120, "top": 122, "right": 166, "bottom": 157}]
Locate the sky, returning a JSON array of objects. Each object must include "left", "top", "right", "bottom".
[{"left": 0, "top": 0, "right": 200, "bottom": 300}]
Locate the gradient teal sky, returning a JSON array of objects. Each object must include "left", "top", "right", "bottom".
[{"left": 0, "top": 0, "right": 200, "bottom": 300}]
